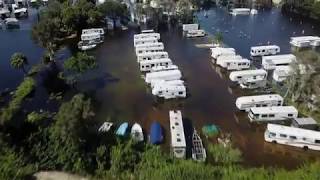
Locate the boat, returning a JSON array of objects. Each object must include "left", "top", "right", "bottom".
[
  {"left": 116, "top": 122, "right": 128, "bottom": 136},
  {"left": 150, "top": 121, "right": 163, "bottom": 144},
  {"left": 98, "top": 122, "right": 113, "bottom": 132},
  {"left": 78, "top": 40, "right": 97, "bottom": 51},
  {"left": 192, "top": 129, "right": 206, "bottom": 162},
  {"left": 250, "top": 9, "right": 258, "bottom": 15},
  {"left": 4, "top": 18, "right": 20, "bottom": 29},
  {"left": 131, "top": 123, "right": 144, "bottom": 142}
]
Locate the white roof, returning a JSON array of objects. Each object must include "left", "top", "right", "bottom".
[
  {"left": 267, "top": 123, "right": 320, "bottom": 139},
  {"left": 146, "top": 69, "right": 182, "bottom": 82},
  {"left": 169, "top": 110, "right": 186, "bottom": 147},
  {"left": 151, "top": 79, "right": 184, "bottom": 87},
  {"left": 232, "top": 8, "right": 250, "bottom": 11},
  {"left": 294, "top": 117, "right": 317, "bottom": 125},
  {"left": 137, "top": 51, "right": 168, "bottom": 58},
  {"left": 236, "top": 94, "right": 283, "bottom": 104},
  {"left": 262, "top": 54, "right": 296, "bottom": 65},
  {"left": 290, "top": 36, "right": 320, "bottom": 41},
  {"left": 141, "top": 29, "right": 154, "bottom": 33},
  {"left": 230, "top": 69, "right": 267, "bottom": 77},
  {"left": 217, "top": 55, "right": 242, "bottom": 61},
  {"left": 140, "top": 58, "right": 172, "bottom": 65},
  {"left": 250, "top": 106, "right": 298, "bottom": 114},
  {"left": 151, "top": 65, "right": 178, "bottom": 72},
  {"left": 134, "top": 33, "right": 160, "bottom": 39},
  {"left": 153, "top": 84, "right": 186, "bottom": 92},
  {"left": 135, "top": 42, "right": 164, "bottom": 49},
  {"left": 251, "top": 45, "right": 280, "bottom": 50},
  {"left": 134, "top": 37, "right": 158, "bottom": 43},
  {"left": 211, "top": 47, "right": 235, "bottom": 53}
]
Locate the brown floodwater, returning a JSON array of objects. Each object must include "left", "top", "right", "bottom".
[{"left": 81, "top": 27, "right": 320, "bottom": 169}]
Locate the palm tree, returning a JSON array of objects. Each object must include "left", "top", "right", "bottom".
[{"left": 10, "top": 53, "right": 29, "bottom": 74}]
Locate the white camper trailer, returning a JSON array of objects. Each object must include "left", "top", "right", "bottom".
[
  {"left": 229, "top": 69, "right": 268, "bottom": 83},
  {"left": 145, "top": 69, "right": 182, "bottom": 83},
  {"left": 135, "top": 46, "right": 164, "bottom": 55},
  {"left": 134, "top": 37, "right": 158, "bottom": 47},
  {"left": 134, "top": 33, "right": 161, "bottom": 40},
  {"left": 239, "top": 78, "right": 267, "bottom": 89},
  {"left": 182, "top": 24, "right": 199, "bottom": 32},
  {"left": 150, "top": 79, "right": 184, "bottom": 89},
  {"left": 139, "top": 58, "right": 172, "bottom": 72},
  {"left": 150, "top": 65, "right": 178, "bottom": 72},
  {"left": 186, "top": 29, "right": 206, "bottom": 38},
  {"left": 137, "top": 51, "right": 169, "bottom": 62},
  {"left": 265, "top": 123, "right": 320, "bottom": 151},
  {"left": 211, "top": 48, "right": 236, "bottom": 59},
  {"left": 135, "top": 42, "right": 164, "bottom": 50},
  {"left": 81, "top": 32, "right": 103, "bottom": 43},
  {"left": 290, "top": 36, "right": 320, "bottom": 48},
  {"left": 82, "top": 28, "right": 105, "bottom": 36},
  {"left": 262, "top": 54, "right": 296, "bottom": 70},
  {"left": 272, "top": 66, "right": 292, "bottom": 82},
  {"left": 141, "top": 29, "right": 154, "bottom": 33},
  {"left": 236, "top": 94, "right": 283, "bottom": 111},
  {"left": 152, "top": 84, "right": 186, "bottom": 99},
  {"left": 230, "top": 8, "right": 250, "bottom": 16},
  {"left": 248, "top": 106, "right": 298, "bottom": 122},
  {"left": 250, "top": 45, "right": 280, "bottom": 56},
  {"left": 216, "top": 55, "right": 250, "bottom": 70},
  {"left": 169, "top": 110, "right": 186, "bottom": 158}
]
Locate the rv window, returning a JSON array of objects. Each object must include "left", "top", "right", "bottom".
[
  {"left": 262, "top": 104, "right": 267, "bottom": 107},
  {"left": 269, "top": 132, "right": 276, "bottom": 137},
  {"left": 142, "top": 65, "right": 144, "bottom": 68},
  {"left": 280, "top": 134, "right": 287, "bottom": 138},
  {"left": 151, "top": 64, "right": 155, "bottom": 67},
  {"left": 177, "top": 138, "right": 181, "bottom": 142},
  {"left": 289, "top": 136, "right": 297, "bottom": 140},
  {"left": 302, "top": 137, "right": 307, "bottom": 141},
  {"left": 227, "top": 63, "right": 230, "bottom": 66},
  {"left": 269, "top": 114, "right": 275, "bottom": 117},
  {"left": 179, "top": 92, "right": 183, "bottom": 95},
  {"left": 261, "top": 114, "right": 268, "bottom": 118},
  {"left": 253, "top": 76, "right": 256, "bottom": 79},
  {"left": 288, "top": 114, "right": 293, "bottom": 117},
  {"left": 237, "top": 76, "right": 241, "bottom": 79},
  {"left": 315, "top": 140, "right": 320, "bottom": 144},
  {"left": 175, "top": 122, "right": 179, "bottom": 126},
  {"left": 262, "top": 50, "right": 265, "bottom": 52},
  {"left": 158, "top": 91, "right": 162, "bottom": 94}
]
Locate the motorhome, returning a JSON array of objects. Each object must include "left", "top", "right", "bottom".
[
  {"left": 137, "top": 51, "right": 169, "bottom": 62},
  {"left": 141, "top": 29, "right": 154, "bottom": 33},
  {"left": 169, "top": 110, "right": 186, "bottom": 158},
  {"left": 135, "top": 42, "right": 164, "bottom": 50},
  {"left": 82, "top": 28, "right": 105, "bottom": 36},
  {"left": 134, "top": 37, "right": 158, "bottom": 47},
  {"left": 139, "top": 58, "right": 172, "bottom": 72},
  {"left": 250, "top": 45, "right": 280, "bottom": 57},
  {"left": 150, "top": 64, "right": 178, "bottom": 72},
  {"left": 145, "top": 69, "right": 182, "bottom": 83},
  {"left": 239, "top": 78, "right": 267, "bottom": 89},
  {"left": 182, "top": 24, "right": 199, "bottom": 32},
  {"left": 0, "top": 8, "right": 10, "bottom": 18},
  {"left": 236, "top": 94, "right": 283, "bottom": 111},
  {"left": 152, "top": 84, "right": 186, "bottom": 99},
  {"left": 272, "top": 66, "right": 292, "bottom": 82},
  {"left": 290, "top": 36, "right": 320, "bottom": 48},
  {"left": 135, "top": 46, "right": 164, "bottom": 55},
  {"left": 211, "top": 47, "right": 236, "bottom": 59},
  {"left": 248, "top": 106, "right": 298, "bottom": 122},
  {"left": 186, "top": 29, "right": 206, "bottom": 38},
  {"left": 216, "top": 55, "right": 250, "bottom": 70},
  {"left": 230, "top": 8, "right": 250, "bottom": 16},
  {"left": 78, "top": 40, "right": 97, "bottom": 51},
  {"left": 151, "top": 79, "right": 184, "bottom": 89},
  {"left": 81, "top": 32, "right": 104, "bottom": 43},
  {"left": 229, "top": 69, "right": 268, "bottom": 83},
  {"left": 262, "top": 54, "right": 296, "bottom": 70},
  {"left": 134, "top": 33, "right": 161, "bottom": 40},
  {"left": 265, "top": 123, "right": 320, "bottom": 151}
]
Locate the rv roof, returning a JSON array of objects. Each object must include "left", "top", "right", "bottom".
[
  {"left": 139, "top": 58, "right": 172, "bottom": 65},
  {"left": 134, "top": 37, "right": 158, "bottom": 42},
  {"left": 250, "top": 106, "right": 298, "bottom": 114},
  {"left": 294, "top": 117, "right": 317, "bottom": 125},
  {"left": 146, "top": 69, "right": 181, "bottom": 78},
  {"left": 141, "top": 29, "right": 154, "bottom": 33},
  {"left": 267, "top": 124, "right": 320, "bottom": 139},
  {"left": 230, "top": 69, "right": 267, "bottom": 76},
  {"left": 251, "top": 45, "right": 279, "bottom": 50},
  {"left": 236, "top": 94, "right": 283, "bottom": 104},
  {"left": 169, "top": 110, "right": 186, "bottom": 147},
  {"left": 291, "top": 36, "right": 320, "bottom": 41},
  {"left": 137, "top": 51, "right": 168, "bottom": 57},
  {"left": 153, "top": 84, "right": 186, "bottom": 91},
  {"left": 135, "top": 42, "right": 164, "bottom": 48}
]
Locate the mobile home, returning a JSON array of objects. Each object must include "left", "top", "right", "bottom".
[
  {"left": 145, "top": 69, "right": 182, "bottom": 83},
  {"left": 186, "top": 29, "right": 206, "bottom": 38},
  {"left": 290, "top": 36, "right": 320, "bottom": 48},
  {"left": 139, "top": 58, "right": 172, "bottom": 72},
  {"left": 134, "top": 33, "right": 161, "bottom": 40},
  {"left": 169, "top": 110, "right": 186, "bottom": 158},
  {"left": 230, "top": 8, "right": 250, "bottom": 16},
  {"left": 262, "top": 54, "right": 296, "bottom": 70},
  {"left": 137, "top": 51, "right": 169, "bottom": 62},
  {"left": 239, "top": 78, "right": 267, "bottom": 89},
  {"left": 250, "top": 45, "right": 280, "bottom": 57},
  {"left": 272, "top": 66, "right": 292, "bottom": 82},
  {"left": 248, "top": 106, "right": 298, "bottom": 122},
  {"left": 229, "top": 69, "right": 268, "bottom": 83},
  {"left": 182, "top": 24, "right": 199, "bottom": 32},
  {"left": 236, "top": 94, "right": 283, "bottom": 111},
  {"left": 265, "top": 123, "right": 320, "bottom": 151},
  {"left": 135, "top": 42, "right": 164, "bottom": 50},
  {"left": 150, "top": 64, "right": 178, "bottom": 72},
  {"left": 151, "top": 79, "right": 184, "bottom": 89},
  {"left": 152, "top": 84, "right": 186, "bottom": 99},
  {"left": 82, "top": 28, "right": 105, "bottom": 36},
  {"left": 216, "top": 56, "right": 250, "bottom": 70},
  {"left": 135, "top": 46, "right": 164, "bottom": 55},
  {"left": 211, "top": 47, "right": 236, "bottom": 59},
  {"left": 134, "top": 37, "right": 158, "bottom": 47}
]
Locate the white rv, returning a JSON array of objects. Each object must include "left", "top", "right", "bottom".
[
  {"left": 272, "top": 66, "right": 292, "bottom": 82},
  {"left": 134, "top": 37, "right": 158, "bottom": 47},
  {"left": 81, "top": 32, "right": 103, "bottom": 43},
  {"left": 135, "top": 46, "right": 164, "bottom": 55},
  {"left": 248, "top": 106, "right": 298, "bottom": 122},
  {"left": 250, "top": 45, "right": 280, "bottom": 57},
  {"left": 182, "top": 24, "right": 199, "bottom": 32},
  {"left": 151, "top": 79, "right": 184, "bottom": 89},
  {"left": 169, "top": 110, "right": 186, "bottom": 158},
  {"left": 141, "top": 29, "right": 154, "bottom": 33},
  {"left": 216, "top": 55, "right": 250, "bottom": 70},
  {"left": 152, "top": 84, "right": 186, "bottom": 99},
  {"left": 135, "top": 42, "right": 164, "bottom": 50},
  {"left": 262, "top": 54, "right": 296, "bottom": 70},
  {"left": 230, "top": 8, "right": 250, "bottom": 16},
  {"left": 82, "top": 28, "right": 105, "bottom": 36},
  {"left": 186, "top": 29, "right": 206, "bottom": 38},
  {"left": 236, "top": 94, "right": 283, "bottom": 111},
  {"left": 211, "top": 47, "right": 236, "bottom": 59},
  {"left": 150, "top": 65, "right": 178, "bottom": 72},
  {"left": 134, "top": 33, "right": 161, "bottom": 40},
  {"left": 290, "top": 36, "right": 320, "bottom": 48},
  {"left": 145, "top": 69, "right": 182, "bottom": 83},
  {"left": 139, "top": 58, "right": 172, "bottom": 72},
  {"left": 137, "top": 51, "right": 169, "bottom": 62},
  {"left": 229, "top": 69, "right": 268, "bottom": 83},
  {"left": 239, "top": 78, "right": 267, "bottom": 89},
  {"left": 265, "top": 123, "right": 320, "bottom": 151}
]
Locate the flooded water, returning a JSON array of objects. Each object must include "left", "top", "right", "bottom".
[{"left": 1, "top": 7, "right": 320, "bottom": 169}]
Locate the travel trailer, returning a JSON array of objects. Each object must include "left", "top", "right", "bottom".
[
  {"left": 152, "top": 84, "right": 186, "bottom": 99},
  {"left": 145, "top": 69, "right": 182, "bottom": 83},
  {"left": 262, "top": 54, "right": 296, "bottom": 70},
  {"left": 135, "top": 46, "right": 164, "bottom": 55},
  {"left": 216, "top": 55, "right": 250, "bottom": 70},
  {"left": 150, "top": 79, "right": 184, "bottom": 89},
  {"left": 134, "top": 37, "right": 158, "bottom": 47},
  {"left": 186, "top": 29, "right": 206, "bottom": 38},
  {"left": 272, "top": 66, "right": 292, "bottom": 82},
  {"left": 150, "top": 64, "right": 178, "bottom": 72},
  {"left": 229, "top": 69, "right": 268, "bottom": 83},
  {"left": 230, "top": 8, "right": 250, "bottom": 16},
  {"left": 265, "top": 123, "right": 320, "bottom": 151},
  {"left": 290, "top": 36, "right": 320, "bottom": 48},
  {"left": 4, "top": 18, "right": 19, "bottom": 29},
  {"left": 134, "top": 33, "right": 161, "bottom": 40},
  {"left": 169, "top": 110, "right": 186, "bottom": 158},
  {"left": 137, "top": 51, "right": 169, "bottom": 62},
  {"left": 135, "top": 42, "right": 164, "bottom": 50},
  {"left": 78, "top": 40, "right": 97, "bottom": 51},
  {"left": 139, "top": 58, "right": 172, "bottom": 72},
  {"left": 239, "top": 78, "right": 267, "bottom": 89},
  {"left": 182, "top": 24, "right": 199, "bottom": 32},
  {"left": 248, "top": 106, "right": 298, "bottom": 122},
  {"left": 236, "top": 94, "right": 283, "bottom": 111},
  {"left": 82, "top": 28, "right": 105, "bottom": 36},
  {"left": 250, "top": 45, "right": 280, "bottom": 57},
  {"left": 141, "top": 29, "right": 154, "bottom": 33},
  {"left": 81, "top": 33, "right": 104, "bottom": 43},
  {"left": 211, "top": 47, "right": 236, "bottom": 59}
]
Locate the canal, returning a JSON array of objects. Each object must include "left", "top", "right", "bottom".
[{"left": 1, "top": 7, "right": 320, "bottom": 169}]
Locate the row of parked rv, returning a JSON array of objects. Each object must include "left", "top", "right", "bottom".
[
  {"left": 0, "top": 0, "right": 28, "bottom": 20},
  {"left": 78, "top": 28, "right": 105, "bottom": 51},
  {"left": 133, "top": 30, "right": 187, "bottom": 99}
]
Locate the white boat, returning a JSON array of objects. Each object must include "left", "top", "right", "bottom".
[
  {"left": 250, "top": 45, "right": 280, "bottom": 57},
  {"left": 98, "top": 122, "right": 113, "bottom": 132},
  {"left": 262, "top": 54, "right": 296, "bottom": 70},
  {"left": 290, "top": 36, "right": 320, "bottom": 48},
  {"left": 236, "top": 94, "right": 283, "bottom": 112},
  {"left": 78, "top": 41, "right": 97, "bottom": 51},
  {"left": 192, "top": 129, "right": 206, "bottom": 162},
  {"left": 248, "top": 106, "right": 298, "bottom": 122},
  {"left": 265, "top": 123, "right": 320, "bottom": 151},
  {"left": 250, "top": 9, "right": 258, "bottom": 15},
  {"left": 169, "top": 110, "right": 186, "bottom": 158},
  {"left": 230, "top": 8, "right": 250, "bottom": 16},
  {"left": 131, "top": 123, "right": 144, "bottom": 142},
  {"left": 186, "top": 29, "right": 206, "bottom": 38}
]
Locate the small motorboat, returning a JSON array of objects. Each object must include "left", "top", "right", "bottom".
[
  {"left": 116, "top": 122, "right": 128, "bottom": 136},
  {"left": 131, "top": 123, "right": 144, "bottom": 142},
  {"left": 98, "top": 122, "right": 113, "bottom": 132},
  {"left": 150, "top": 121, "right": 163, "bottom": 145},
  {"left": 192, "top": 129, "right": 206, "bottom": 162}
]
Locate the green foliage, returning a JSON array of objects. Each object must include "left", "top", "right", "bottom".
[
  {"left": 10, "top": 52, "right": 28, "bottom": 74},
  {"left": 98, "top": 0, "right": 129, "bottom": 20},
  {"left": 208, "top": 144, "right": 242, "bottom": 165},
  {"left": 214, "top": 32, "right": 223, "bottom": 44},
  {"left": 64, "top": 52, "right": 97, "bottom": 74},
  {"left": 176, "top": 0, "right": 195, "bottom": 23},
  {"left": 27, "top": 111, "right": 51, "bottom": 124}
]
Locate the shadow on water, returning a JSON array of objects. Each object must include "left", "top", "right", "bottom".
[{"left": 183, "top": 118, "right": 194, "bottom": 159}]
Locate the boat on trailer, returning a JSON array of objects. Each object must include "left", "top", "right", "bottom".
[
  {"left": 131, "top": 123, "right": 144, "bottom": 142},
  {"left": 192, "top": 129, "right": 206, "bottom": 162}
]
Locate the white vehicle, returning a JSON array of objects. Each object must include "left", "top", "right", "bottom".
[
  {"left": 81, "top": 33, "right": 103, "bottom": 43},
  {"left": 248, "top": 106, "right": 298, "bottom": 122},
  {"left": 135, "top": 46, "right": 164, "bottom": 55},
  {"left": 236, "top": 94, "right": 283, "bottom": 111},
  {"left": 134, "top": 37, "right": 158, "bottom": 47},
  {"left": 145, "top": 69, "right": 182, "bottom": 83},
  {"left": 230, "top": 8, "right": 250, "bottom": 16},
  {"left": 141, "top": 29, "right": 154, "bottom": 33},
  {"left": 134, "top": 33, "right": 161, "bottom": 40},
  {"left": 272, "top": 66, "right": 292, "bottom": 82},
  {"left": 182, "top": 24, "right": 199, "bottom": 32},
  {"left": 211, "top": 47, "right": 236, "bottom": 59},
  {"left": 250, "top": 45, "right": 280, "bottom": 57},
  {"left": 82, "top": 28, "right": 105, "bottom": 36},
  {"left": 150, "top": 64, "right": 178, "bottom": 72},
  {"left": 139, "top": 58, "right": 172, "bottom": 72},
  {"left": 229, "top": 69, "right": 268, "bottom": 83},
  {"left": 131, "top": 123, "right": 144, "bottom": 142},
  {"left": 239, "top": 78, "right": 267, "bottom": 89},
  {"left": 152, "top": 84, "right": 186, "bottom": 99},
  {"left": 262, "top": 54, "right": 296, "bottom": 70},
  {"left": 4, "top": 18, "right": 19, "bottom": 28},
  {"left": 13, "top": 7, "right": 28, "bottom": 17},
  {"left": 135, "top": 42, "right": 164, "bottom": 50},
  {"left": 78, "top": 41, "right": 97, "bottom": 51},
  {"left": 137, "top": 51, "right": 169, "bottom": 62},
  {"left": 0, "top": 8, "right": 10, "bottom": 18},
  {"left": 216, "top": 55, "right": 250, "bottom": 70},
  {"left": 186, "top": 29, "right": 206, "bottom": 38},
  {"left": 265, "top": 123, "right": 320, "bottom": 151},
  {"left": 169, "top": 110, "right": 186, "bottom": 158},
  {"left": 290, "top": 36, "right": 320, "bottom": 48},
  {"left": 150, "top": 79, "right": 184, "bottom": 89},
  {"left": 250, "top": 9, "right": 258, "bottom": 15}
]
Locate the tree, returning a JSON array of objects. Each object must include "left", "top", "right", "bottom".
[
  {"left": 10, "top": 53, "right": 29, "bottom": 74},
  {"left": 176, "top": 0, "right": 194, "bottom": 23},
  {"left": 98, "top": 0, "right": 129, "bottom": 28},
  {"left": 214, "top": 32, "right": 223, "bottom": 45}
]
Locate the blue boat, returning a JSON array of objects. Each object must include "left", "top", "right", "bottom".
[
  {"left": 150, "top": 122, "right": 163, "bottom": 144},
  {"left": 116, "top": 122, "right": 128, "bottom": 136}
]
